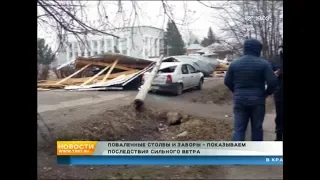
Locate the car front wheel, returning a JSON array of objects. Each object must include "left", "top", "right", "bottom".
[
  {"left": 196, "top": 79, "right": 203, "bottom": 90},
  {"left": 174, "top": 84, "right": 183, "bottom": 96}
]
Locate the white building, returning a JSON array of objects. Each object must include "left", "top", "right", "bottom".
[{"left": 56, "top": 26, "right": 165, "bottom": 66}]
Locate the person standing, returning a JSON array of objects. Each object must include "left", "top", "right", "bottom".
[
  {"left": 224, "top": 39, "right": 278, "bottom": 141},
  {"left": 271, "top": 44, "right": 283, "bottom": 141}
]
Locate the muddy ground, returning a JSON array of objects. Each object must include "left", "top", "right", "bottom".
[{"left": 38, "top": 78, "right": 282, "bottom": 179}]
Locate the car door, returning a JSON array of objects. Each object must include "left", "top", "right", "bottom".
[
  {"left": 186, "top": 64, "right": 198, "bottom": 87},
  {"left": 180, "top": 64, "right": 191, "bottom": 88}
]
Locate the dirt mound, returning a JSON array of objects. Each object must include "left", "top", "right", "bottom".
[
  {"left": 54, "top": 105, "right": 234, "bottom": 142},
  {"left": 168, "top": 117, "right": 233, "bottom": 141},
  {"left": 55, "top": 105, "right": 166, "bottom": 141},
  {"left": 192, "top": 83, "right": 232, "bottom": 104}
]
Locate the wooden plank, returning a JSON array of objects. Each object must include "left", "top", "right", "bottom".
[
  {"left": 38, "top": 70, "right": 139, "bottom": 86},
  {"left": 55, "top": 64, "right": 91, "bottom": 85},
  {"left": 37, "top": 88, "right": 51, "bottom": 91},
  {"left": 81, "top": 65, "right": 110, "bottom": 86},
  {"left": 101, "top": 59, "right": 119, "bottom": 83},
  {"left": 38, "top": 84, "right": 65, "bottom": 89}
]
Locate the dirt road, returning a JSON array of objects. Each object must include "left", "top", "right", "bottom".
[{"left": 37, "top": 78, "right": 282, "bottom": 179}]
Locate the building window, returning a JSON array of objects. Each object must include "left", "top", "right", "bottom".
[
  {"left": 155, "top": 38, "right": 158, "bottom": 56},
  {"left": 85, "top": 40, "right": 90, "bottom": 49},
  {"left": 100, "top": 39, "right": 104, "bottom": 49},
  {"left": 69, "top": 43, "right": 72, "bottom": 49},
  {"left": 69, "top": 52, "right": 73, "bottom": 58},
  {"left": 75, "top": 52, "right": 78, "bottom": 57},
  {"left": 106, "top": 39, "right": 112, "bottom": 52},
  {"left": 79, "top": 43, "right": 84, "bottom": 51},
  {"left": 73, "top": 42, "right": 78, "bottom": 50},
  {"left": 81, "top": 51, "right": 84, "bottom": 56},
  {"left": 88, "top": 51, "right": 91, "bottom": 57},
  {"left": 101, "top": 50, "right": 104, "bottom": 54},
  {"left": 120, "top": 38, "right": 127, "bottom": 55},
  {"left": 114, "top": 38, "right": 119, "bottom": 51},
  {"left": 94, "top": 51, "right": 98, "bottom": 55},
  {"left": 144, "top": 37, "right": 149, "bottom": 57},
  {"left": 160, "top": 39, "right": 164, "bottom": 55},
  {"left": 93, "top": 40, "right": 98, "bottom": 49},
  {"left": 149, "top": 37, "right": 153, "bottom": 56},
  {"left": 113, "top": 38, "right": 120, "bottom": 53},
  {"left": 61, "top": 46, "right": 66, "bottom": 53}
]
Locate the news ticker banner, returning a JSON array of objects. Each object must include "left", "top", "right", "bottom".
[{"left": 57, "top": 141, "right": 283, "bottom": 165}]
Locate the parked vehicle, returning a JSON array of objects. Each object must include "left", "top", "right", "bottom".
[
  {"left": 162, "top": 55, "right": 217, "bottom": 77},
  {"left": 142, "top": 62, "right": 204, "bottom": 95}
]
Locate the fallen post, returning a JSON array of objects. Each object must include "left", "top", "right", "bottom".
[{"left": 134, "top": 55, "right": 164, "bottom": 110}]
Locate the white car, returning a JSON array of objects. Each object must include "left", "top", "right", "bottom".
[{"left": 142, "top": 62, "right": 204, "bottom": 95}]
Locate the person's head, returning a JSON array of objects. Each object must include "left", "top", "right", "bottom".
[{"left": 243, "top": 39, "right": 262, "bottom": 57}]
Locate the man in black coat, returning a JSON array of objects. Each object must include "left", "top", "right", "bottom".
[
  {"left": 224, "top": 39, "right": 278, "bottom": 141},
  {"left": 271, "top": 45, "right": 283, "bottom": 141}
]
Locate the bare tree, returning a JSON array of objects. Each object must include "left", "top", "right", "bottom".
[
  {"left": 37, "top": 0, "right": 121, "bottom": 52},
  {"left": 208, "top": 0, "right": 283, "bottom": 59},
  {"left": 37, "top": 0, "right": 223, "bottom": 56}
]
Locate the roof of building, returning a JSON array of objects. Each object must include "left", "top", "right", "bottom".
[
  {"left": 187, "top": 44, "right": 204, "bottom": 50},
  {"left": 197, "top": 42, "right": 232, "bottom": 54},
  {"left": 111, "top": 26, "right": 164, "bottom": 31}
]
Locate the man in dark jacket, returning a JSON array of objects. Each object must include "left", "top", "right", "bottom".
[
  {"left": 271, "top": 45, "right": 283, "bottom": 141},
  {"left": 224, "top": 39, "right": 278, "bottom": 141}
]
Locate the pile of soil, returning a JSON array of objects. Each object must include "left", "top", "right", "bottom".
[
  {"left": 38, "top": 106, "right": 236, "bottom": 179},
  {"left": 50, "top": 105, "right": 234, "bottom": 144},
  {"left": 191, "top": 83, "right": 232, "bottom": 104},
  {"left": 55, "top": 105, "right": 166, "bottom": 142},
  {"left": 169, "top": 117, "right": 233, "bottom": 141}
]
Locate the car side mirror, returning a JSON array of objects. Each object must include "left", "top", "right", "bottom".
[{"left": 195, "top": 70, "right": 201, "bottom": 73}]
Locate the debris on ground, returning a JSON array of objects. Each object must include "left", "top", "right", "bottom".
[
  {"left": 38, "top": 53, "right": 155, "bottom": 91},
  {"left": 176, "top": 131, "right": 188, "bottom": 137},
  {"left": 213, "top": 62, "right": 229, "bottom": 77}
]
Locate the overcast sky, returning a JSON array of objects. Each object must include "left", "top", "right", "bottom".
[{"left": 38, "top": 1, "right": 226, "bottom": 49}]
